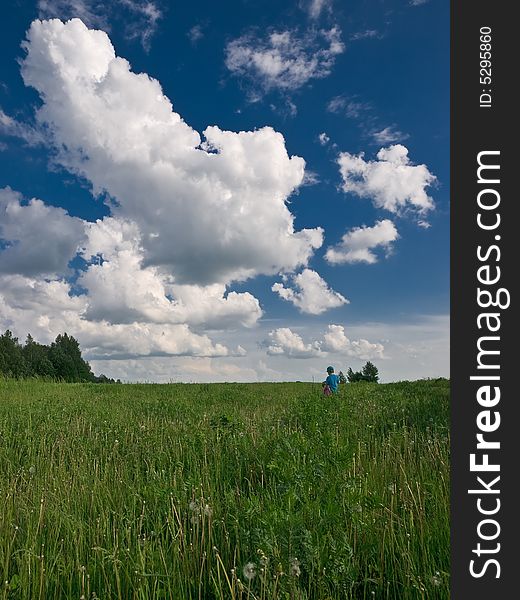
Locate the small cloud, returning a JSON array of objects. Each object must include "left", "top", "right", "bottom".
[
  {"left": 225, "top": 26, "right": 344, "bottom": 97},
  {"left": 302, "top": 170, "right": 320, "bottom": 186},
  {"left": 318, "top": 132, "right": 330, "bottom": 145},
  {"left": 272, "top": 268, "right": 348, "bottom": 315},
  {"left": 119, "top": 0, "right": 162, "bottom": 51},
  {"left": 0, "top": 107, "right": 44, "bottom": 146},
  {"left": 37, "top": 0, "right": 163, "bottom": 51},
  {"left": 325, "top": 219, "right": 399, "bottom": 265},
  {"left": 417, "top": 219, "right": 431, "bottom": 229},
  {"left": 303, "top": 0, "right": 333, "bottom": 20},
  {"left": 327, "top": 95, "right": 372, "bottom": 119},
  {"left": 337, "top": 144, "right": 437, "bottom": 215},
  {"left": 187, "top": 24, "right": 205, "bottom": 45},
  {"left": 38, "top": 0, "right": 108, "bottom": 30},
  {"left": 327, "top": 95, "right": 346, "bottom": 113},
  {"left": 350, "top": 29, "right": 381, "bottom": 41},
  {"left": 371, "top": 125, "right": 409, "bottom": 145}
]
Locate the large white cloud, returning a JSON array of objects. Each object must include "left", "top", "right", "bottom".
[
  {"left": 272, "top": 268, "right": 348, "bottom": 314},
  {"left": 337, "top": 144, "right": 436, "bottom": 215},
  {"left": 80, "top": 217, "right": 262, "bottom": 328},
  {"left": 266, "top": 324, "right": 384, "bottom": 360},
  {"left": 225, "top": 26, "right": 344, "bottom": 95},
  {"left": 0, "top": 19, "right": 331, "bottom": 362},
  {"left": 0, "top": 187, "right": 86, "bottom": 276},
  {"left": 21, "top": 19, "right": 323, "bottom": 287},
  {"left": 0, "top": 187, "right": 262, "bottom": 356},
  {"left": 325, "top": 219, "right": 399, "bottom": 265},
  {"left": 0, "top": 274, "right": 230, "bottom": 359}
]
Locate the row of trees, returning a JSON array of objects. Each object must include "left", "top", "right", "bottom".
[
  {"left": 0, "top": 330, "right": 118, "bottom": 383},
  {"left": 339, "top": 361, "right": 380, "bottom": 384}
]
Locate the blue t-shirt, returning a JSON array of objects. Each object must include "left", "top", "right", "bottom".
[{"left": 325, "top": 373, "right": 340, "bottom": 392}]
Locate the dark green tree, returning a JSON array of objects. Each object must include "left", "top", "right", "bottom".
[
  {"left": 338, "top": 370, "right": 347, "bottom": 385},
  {"left": 22, "top": 334, "right": 56, "bottom": 378},
  {"left": 361, "top": 361, "right": 380, "bottom": 383},
  {"left": 346, "top": 362, "right": 380, "bottom": 383},
  {"left": 346, "top": 367, "right": 362, "bottom": 383},
  {"left": 48, "top": 333, "right": 93, "bottom": 382},
  {"left": 0, "top": 330, "right": 27, "bottom": 378}
]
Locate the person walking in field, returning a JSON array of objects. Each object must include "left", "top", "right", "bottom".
[{"left": 322, "top": 365, "right": 340, "bottom": 396}]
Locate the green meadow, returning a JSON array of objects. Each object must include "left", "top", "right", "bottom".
[{"left": 0, "top": 379, "right": 449, "bottom": 600}]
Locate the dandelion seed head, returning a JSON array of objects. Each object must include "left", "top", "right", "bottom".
[
  {"left": 290, "top": 557, "right": 301, "bottom": 577},
  {"left": 243, "top": 562, "right": 256, "bottom": 580},
  {"left": 29, "top": 465, "right": 36, "bottom": 475}
]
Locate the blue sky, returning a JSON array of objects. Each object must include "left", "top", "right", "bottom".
[{"left": 0, "top": 0, "right": 449, "bottom": 382}]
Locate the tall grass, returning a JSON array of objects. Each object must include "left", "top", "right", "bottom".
[{"left": 0, "top": 379, "right": 449, "bottom": 599}]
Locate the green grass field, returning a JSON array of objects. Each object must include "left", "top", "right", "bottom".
[{"left": 0, "top": 379, "right": 449, "bottom": 600}]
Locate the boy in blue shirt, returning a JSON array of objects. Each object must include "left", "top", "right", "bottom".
[{"left": 322, "top": 366, "right": 340, "bottom": 395}]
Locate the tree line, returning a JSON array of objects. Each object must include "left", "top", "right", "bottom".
[
  {"left": 338, "top": 361, "right": 380, "bottom": 384},
  {"left": 0, "top": 330, "right": 119, "bottom": 383}
]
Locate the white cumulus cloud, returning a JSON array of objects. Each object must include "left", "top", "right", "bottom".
[
  {"left": 0, "top": 274, "right": 230, "bottom": 359},
  {"left": 325, "top": 219, "right": 399, "bottom": 265},
  {"left": 0, "top": 19, "right": 334, "bottom": 362},
  {"left": 267, "top": 328, "right": 322, "bottom": 358},
  {"left": 0, "top": 187, "right": 86, "bottom": 277},
  {"left": 266, "top": 324, "right": 385, "bottom": 360},
  {"left": 21, "top": 18, "right": 323, "bottom": 287},
  {"left": 80, "top": 217, "right": 262, "bottom": 328},
  {"left": 321, "top": 324, "right": 385, "bottom": 359},
  {"left": 337, "top": 144, "right": 436, "bottom": 215},
  {"left": 272, "top": 269, "right": 348, "bottom": 314}
]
